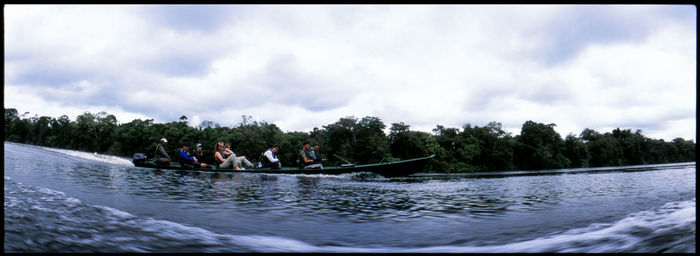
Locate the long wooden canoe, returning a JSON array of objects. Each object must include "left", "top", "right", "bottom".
[{"left": 132, "top": 154, "right": 435, "bottom": 177}]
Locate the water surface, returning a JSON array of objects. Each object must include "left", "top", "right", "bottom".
[{"left": 4, "top": 142, "right": 695, "bottom": 252}]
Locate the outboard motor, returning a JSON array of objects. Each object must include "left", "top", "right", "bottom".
[{"left": 132, "top": 153, "right": 147, "bottom": 164}]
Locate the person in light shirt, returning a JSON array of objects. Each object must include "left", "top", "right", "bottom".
[{"left": 259, "top": 144, "right": 281, "bottom": 169}]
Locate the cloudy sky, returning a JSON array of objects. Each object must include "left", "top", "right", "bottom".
[{"left": 4, "top": 5, "right": 696, "bottom": 141}]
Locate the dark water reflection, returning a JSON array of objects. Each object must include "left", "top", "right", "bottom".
[{"left": 4, "top": 143, "right": 695, "bottom": 252}]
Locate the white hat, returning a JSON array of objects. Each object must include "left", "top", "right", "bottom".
[{"left": 160, "top": 138, "right": 168, "bottom": 143}]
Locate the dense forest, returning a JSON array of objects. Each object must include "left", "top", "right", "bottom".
[{"left": 4, "top": 108, "right": 696, "bottom": 172}]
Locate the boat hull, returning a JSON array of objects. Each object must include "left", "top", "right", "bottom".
[{"left": 133, "top": 155, "right": 434, "bottom": 177}]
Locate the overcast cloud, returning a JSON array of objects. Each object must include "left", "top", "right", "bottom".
[{"left": 4, "top": 5, "right": 696, "bottom": 141}]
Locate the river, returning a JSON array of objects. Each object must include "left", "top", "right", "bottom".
[{"left": 3, "top": 142, "right": 695, "bottom": 253}]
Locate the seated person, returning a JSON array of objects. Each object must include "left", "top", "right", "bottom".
[
  {"left": 191, "top": 143, "right": 205, "bottom": 163},
  {"left": 309, "top": 145, "right": 326, "bottom": 165},
  {"left": 224, "top": 143, "right": 254, "bottom": 169},
  {"left": 214, "top": 142, "right": 251, "bottom": 170},
  {"left": 154, "top": 138, "right": 171, "bottom": 165},
  {"left": 299, "top": 142, "right": 323, "bottom": 169},
  {"left": 259, "top": 144, "right": 281, "bottom": 169},
  {"left": 179, "top": 143, "right": 207, "bottom": 168}
]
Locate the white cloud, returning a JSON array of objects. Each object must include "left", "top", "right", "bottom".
[
  {"left": 4, "top": 5, "right": 696, "bottom": 142},
  {"left": 4, "top": 85, "right": 151, "bottom": 123}
]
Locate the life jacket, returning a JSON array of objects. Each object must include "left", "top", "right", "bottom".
[
  {"left": 215, "top": 151, "right": 223, "bottom": 164},
  {"left": 310, "top": 150, "right": 323, "bottom": 164},
  {"left": 259, "top": 150, "right": 271, "bottom": 165}
]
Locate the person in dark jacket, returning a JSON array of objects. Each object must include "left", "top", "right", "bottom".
[
  {"left": 191, "top": 143, "right": 205, "bottom": 164},
  {"left": 259, "top": 144, "right": 281, "bottom": 169},
  {"left": 179, "top": 143, "right": 207, "bottom": 168}
]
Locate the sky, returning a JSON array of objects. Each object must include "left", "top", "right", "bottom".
[{"left": 4, "top": 5, "right": 697, "bottom": 141}]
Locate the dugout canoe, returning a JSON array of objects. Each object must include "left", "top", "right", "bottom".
[{"left": 132, "top": 154, "right": 435, "bottom": 177}]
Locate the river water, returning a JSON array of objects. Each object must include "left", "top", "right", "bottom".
[{"left": 4, "top": 142, "right": 695, "bottom": 253}]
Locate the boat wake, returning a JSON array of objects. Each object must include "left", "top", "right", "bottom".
[
  {"left": 5, "top": 175, "right": 694, "bottom": 253},
  {"left": 37, "top": 145, "right": 135, "bottom": 167},
  {"left": 408, "top": 198, "right": 696, "bottom": 253}
]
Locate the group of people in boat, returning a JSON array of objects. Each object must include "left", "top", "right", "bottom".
[
  {"left": 298, "top": 142, "right": 326, "bottom": 169},
  {"left": 153, "top": 138, "right": 325, "bottom": 170}
]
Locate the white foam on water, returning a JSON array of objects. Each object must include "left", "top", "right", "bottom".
[
  {"left": 38, "top": 146, "right": 135, "bottom": 167},
  {"left": 37, "top": 186, "right": 67, "bottom": 196},
  {"left": 400, "top": 198, "right": 696, "bottom": 253},
  {"left": 133, "top": 219, "right": 387, "bottom": 253},
  {"left": 95, "top": 204, "right": 136, "bottom": 219}
]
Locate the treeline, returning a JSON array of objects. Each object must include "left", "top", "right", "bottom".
[{"left": 5, "top": 108, "right": 695, "bottom": 172}]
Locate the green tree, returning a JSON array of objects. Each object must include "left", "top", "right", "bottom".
[
  {"left": 4, "top": 107, "right": 695, "bottom": 172},
  {"left": 514, "top": 121, "right": 570, "bottom": 170},
  {"left": 227, "top": 119, "right": 284, "bottom": 165},
  {"left": 563, "top": 133, "right": 589, "bottom": 167},
  {"left": 672, "top": 137, "right": 696, "bottom": 162},
  {"left": 323, "top": 117, "right": 359, "bottom": 163},
  {"left": 74, "top": 112, "right": 98, "bottom": 151},
  {"left": 46, "top": 115, "right": 72, "bottom": 147},
  {"left": 389, "top": 122, "right": 432, "bottom": 161},
  {"left": 586, "top": 132, "right": 624, "bottom": 167},
  {"left": 389, "top": 122, "right": 411, "bottom": 158},
  {"left": 611, "top": 128, "right": 645, "bottom": 165},
  {"left": 94, "top": 112, "right": 118, "bottom": 152},
  {"left": 423, "top": 135, "right": 448, "bottom": 172},
  {"left": 461, "top": 122, "right": 516, "bottom": 171},
  {"left": 5, "top": 109, "right": 31, "bottom": 143},
  {"left": 432, "top": 124, "right": 468, "bottom": 172},
  {"left": 31, "top": 116, "right": 53, "bottom": 145},
  {"left": 354, "top": 116, "right": 390, "bottom": 163},
  {"left": 5, "top": 108, "right": 20, "bottom": 141},
  {"left": 112, "top": 118, "right": 155, "bottom": 157}
]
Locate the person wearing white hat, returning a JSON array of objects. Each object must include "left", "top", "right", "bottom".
[{"left": 155, "top": 138, "right": 171, "bottom": 165}]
